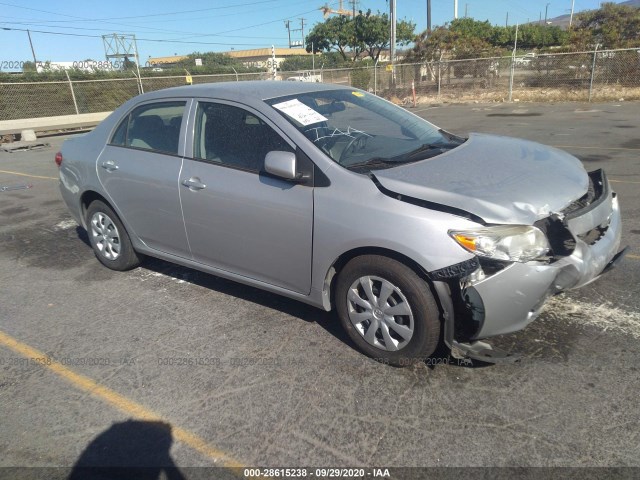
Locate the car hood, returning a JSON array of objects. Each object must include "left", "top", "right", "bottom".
[{"left": 373, "top": 133, "right": 589, "bottom": 225}]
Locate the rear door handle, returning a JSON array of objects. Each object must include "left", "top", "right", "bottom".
[
  {"left": 181, "top": 177, "right": 207, "bottom": 191},
  {"left": 101, "top": 160, "right": 119, "bottom": 172}
]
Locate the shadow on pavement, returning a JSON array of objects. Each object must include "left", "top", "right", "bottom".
[{"left": 67, "top": 420, "right": 186, "bottom": 480}]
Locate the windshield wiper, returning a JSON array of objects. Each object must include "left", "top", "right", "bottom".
[
  {"left": 344, "top": 157, "right": 401, "bottom": 170},
  {"left": 399, "top": 141, "right": 461, "bottom": 162},
  {"left": 345, "top": 142, "right": 459, "bottom": 171}
]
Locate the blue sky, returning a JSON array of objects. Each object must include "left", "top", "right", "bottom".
[{"left": 0, "top": 0, "right": 617, "bottom": 68}]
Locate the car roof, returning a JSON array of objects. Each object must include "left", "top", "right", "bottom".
[{"left": 138, "top": 80, "right": 354, "bottom": 103}]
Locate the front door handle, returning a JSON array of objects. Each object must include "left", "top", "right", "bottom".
[
  {"left": 181, "top": 177, "right": 207, "bottom": 191},
  {"left": 101, "top": 160, "right": 119, "bottom": 172}
]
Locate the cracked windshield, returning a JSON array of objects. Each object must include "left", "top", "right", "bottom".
[{"left": 269, "top": 89, "right": 463, "bottom": 171}]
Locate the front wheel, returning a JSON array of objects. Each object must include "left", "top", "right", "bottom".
[
  {"left": 86, "top": 200, "right": 140, "bottom": 271},
  {"left": 335, "top": 255, "right": 441, "bottom": 366}
]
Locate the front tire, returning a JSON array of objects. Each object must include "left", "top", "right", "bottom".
[
  {"left": 335, "top": 255, "right": 440, "bottom": 366},
  {"left": 86, "top": 200, "right": 140, "bottom": 271}
]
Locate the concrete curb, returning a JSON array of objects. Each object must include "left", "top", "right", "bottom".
[{"left": 0, "top": 112, "right": 112, "bottom": 136}]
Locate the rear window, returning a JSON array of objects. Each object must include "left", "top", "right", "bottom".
[{"left": 109, "top": 101, "right": 186, "bottom": 155}]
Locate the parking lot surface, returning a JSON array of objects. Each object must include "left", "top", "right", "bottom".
[{"left": 1, "top": 101, "right": 639, "bottom": 473}]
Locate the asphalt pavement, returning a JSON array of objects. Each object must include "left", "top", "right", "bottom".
[{"left": 0, "top": 101, "right": 639, "bottom": 476}]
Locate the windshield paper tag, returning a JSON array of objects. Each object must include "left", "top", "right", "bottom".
[{"left": 272, "top": 99, "right": 327, "bottom": 126}]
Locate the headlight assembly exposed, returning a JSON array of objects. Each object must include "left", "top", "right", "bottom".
[{"left": 449, "top": 225, "right": 550, "bottom": 263}]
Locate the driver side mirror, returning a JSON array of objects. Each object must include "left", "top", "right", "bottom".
[{"left": 264, "top": 151, "right": 301, "bottom": 181}]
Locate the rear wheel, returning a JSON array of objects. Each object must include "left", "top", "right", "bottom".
[
  {"left": 335, "top": 255, "right": 440, "bottom": 366},
  {"left": 86, "top": 200, "right": 140, "bottom": 271}
]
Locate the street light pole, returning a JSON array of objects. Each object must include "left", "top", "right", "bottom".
[{"left": 569, "top": 0, "right": 575, "bottom": 28}]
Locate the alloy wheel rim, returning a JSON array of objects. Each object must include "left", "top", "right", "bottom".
[
  {"left": 90, "top": 212, "right": 121, "bottom": 261},
  {"left": 347, "top": 275, "right": 414, "bottom": 351}
]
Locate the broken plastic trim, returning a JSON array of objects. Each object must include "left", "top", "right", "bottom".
[
  {"left": 428, "top": 257, "right": 480, "bottom": 281},
  {"left": 451, "top": 340, "right": 522, "bottom": 364},
  {"left": 563, "top": 169, "right": 608, "bottom": 221},
  {"left": 369, "top": 173, "right": 486, "bottom": 225},
  {"left": 0, "top": 184, "right": 33, "bottom": 192},
  {"left": 534, "top": 215, "right": 576, "bottom": 259}
]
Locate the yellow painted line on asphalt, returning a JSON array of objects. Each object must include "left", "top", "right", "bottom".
[
  {"left": 0, "top": 329, "right": 245, "bottom": 471},
  {"left": 552, "top": 145, "right": 640, "bottom": 152},
  {"left": 610, "top": 179, "right": 640, "bottom": 185},
  {"left": 0, "top": 169, "right": 57, "bottom": 181}
]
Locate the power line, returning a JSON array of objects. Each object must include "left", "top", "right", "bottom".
[
  {"left": 0, "top": 21, "right": 289, "bottom": 40},
  {"left": 0, "top": 27, "right": 289, "bottom": 47},
  {"left": 0, "top": 1, "right": 331, "bottom": 43},
  {"left": 181, "top": 3, "right": 337, "bottom": 38},
  {"left": 0, "top": 0, "right": 287, "bottom": 22},
  {"left": 0, "top": 0, "right": 300, "bottom": 38}
]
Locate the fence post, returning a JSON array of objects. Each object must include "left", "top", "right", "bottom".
[
  {"left": 374, "top": 58, "right": 379, "bottom": 95},
  {"left": 508, "top": 55, "right": 515, "bottom": 102},
  {"left": 588, "top": 45, "right": 599, "bottom": 102},
  {"left": 437, "top": 61, "right": 441, "bottom": 98},
  {"left": 64, "top": 70, "right": 80, "bottom": 115}
]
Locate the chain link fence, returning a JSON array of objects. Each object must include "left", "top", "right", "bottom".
[
  {"left": 1, "top": 48, "right": 638, "bottom": 121},
  {"left": 373, "top": 48, "right": 640, "bottom": 104}
]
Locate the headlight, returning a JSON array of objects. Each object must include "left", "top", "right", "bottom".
[{"left": 449, "top": 225, "right": 550, "bottom": 263}]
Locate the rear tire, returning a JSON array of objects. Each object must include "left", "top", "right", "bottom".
[
  {"left": 86, "top": 200, "right": 140, "bottom": 271},
  {"left": 335, "top": 255, "right": 440, "bottom": 367}
]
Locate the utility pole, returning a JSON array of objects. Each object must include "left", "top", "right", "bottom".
[
  {"left": 465, "top": 3, "right": 468, "bottom": 18},
  {"left": 544, "top": 3, "right": 550, "bottom": 24},
  {"left": 505, "top": 11, "right": 509, "bottom": 27},
  {"left": 390, "top": 0, "right": 396, "bottom": 62},
  {"left": 427, "top": 0, "right": 432, "bottom": 33},
  {"left": 284, "top": 20, "right": 292, "bottom": 49},
  {"left": 569, "top": 0, "right": 575, "bottom": 28},
  {"left": 389, "top": 0, "right": 396, "bottom": 84},
  {"left": 284, "top": 18, "right": 305, "bottom": 48},
  {"left": 454, "top": 0, "right": 458, "bottom": 19},
  {"left": 102, "top": 33, "right": 142, "bottom": 91},
  {"left": 509, "top": 23, "right": 519, "bottom": 102},
  {"left": 26, "top": 29, "right": 37, "bottom": 65}
]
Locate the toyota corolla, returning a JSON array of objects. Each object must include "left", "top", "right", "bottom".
[{"left": 57, "top": 82, "right": 626, "bottom": 366}]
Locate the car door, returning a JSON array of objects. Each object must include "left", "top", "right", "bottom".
[
  {"left": 180, "top": 100, "right": 313, "bottom": 294},
  {"left": 97, "top": 100, "right": 191, "bottom": 258}
]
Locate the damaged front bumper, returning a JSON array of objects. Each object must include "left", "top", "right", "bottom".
[{"left": 433, "top": 169, "right": 625, "bottom": 362}]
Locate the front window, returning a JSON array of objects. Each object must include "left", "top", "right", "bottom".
[
  {"left": 266, "top": 89, "right": 463, "bottom": 171},
  {"left": 193, "top": 102, "right": 293, "bottom": 172}
]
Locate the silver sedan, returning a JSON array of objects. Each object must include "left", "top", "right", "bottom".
[{"left": 57, "top": 82, "right": 626, "bottom": 366}]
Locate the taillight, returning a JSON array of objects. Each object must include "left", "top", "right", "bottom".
[{"left": 55, "top": 151, "right": 63, "bottom": 167}]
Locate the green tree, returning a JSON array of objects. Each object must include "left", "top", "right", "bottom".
[
  {"left": 409, "top": 19, "right": 502, "bottom": 61},
  {"left": 305, "top": 15, "right": 354, "bottom": 61},
  {"left": 170, "top": 52, "right": 259, "bottom": 74},
  {"left": 279, "top": 52, "right": 348, "bottom": 71},
  {"left": 570, "top": 2, "right": 640, "bottom": 49},
  {"left": 22, "top": 61, "right": 37, "bottom": 73},
  {"left": 409, "top": 26, "right": 453, "bottom": 62},
  {"left": 305, "top": 11, "right": 415, "bottom": 62},
  {"left": 355, "top": 10, "right": 415, "bottom": 62}
]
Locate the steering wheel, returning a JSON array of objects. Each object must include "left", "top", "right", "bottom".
[{"left": 339, "top": 132, "right": 369, "bottom": 163}]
